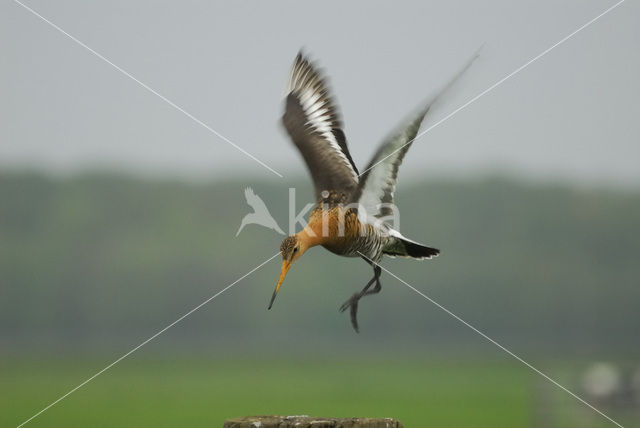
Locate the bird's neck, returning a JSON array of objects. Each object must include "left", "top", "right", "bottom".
[
  {"left": 297, "top": 210, "right": 347, "bottom": 248},
  {"left": 296, "top": 225, "right": 324, "bottom": 249}
]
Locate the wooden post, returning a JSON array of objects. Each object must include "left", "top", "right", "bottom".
[{"left": 224, "top": 415, "right": 403, "bottom": 428}]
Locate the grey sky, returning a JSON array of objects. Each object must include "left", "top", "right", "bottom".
[{"left": 2, "top": 0, "right": 638, "bottom": 186}]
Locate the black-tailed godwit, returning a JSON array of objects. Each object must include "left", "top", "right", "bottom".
[{"left": 269, "top": 51, "right": 476, "bottom": 331}]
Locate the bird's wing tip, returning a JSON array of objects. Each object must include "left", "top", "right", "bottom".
[{"left": 296, "top": 46, "right": 313, "bottom": 62}]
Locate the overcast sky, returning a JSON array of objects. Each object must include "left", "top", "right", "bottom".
[{"left": 2, "top": 0, "right": 638, "bottom": 187}]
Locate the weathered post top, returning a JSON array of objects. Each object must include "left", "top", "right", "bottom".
[{"left": 223, "top": 415, "right": 403, "bottom": 428}]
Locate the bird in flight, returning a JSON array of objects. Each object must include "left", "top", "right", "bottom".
[
  {"left": 236, "top": 187, "right": 285, "bottom": 237},
  {"left": 269, "top": 51, "right": 476, "bottom": 331}
]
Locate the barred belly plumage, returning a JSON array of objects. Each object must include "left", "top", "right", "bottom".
[
  {"left": 318, "top": 211, "right": 386, "bottom": 262},
  {"left": 348, "top": 225, "right": 385, "bottom": 261}
]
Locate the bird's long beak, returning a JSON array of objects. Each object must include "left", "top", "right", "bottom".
[{"left": 268, "top": 259, "right": 291, "bottom": 309}]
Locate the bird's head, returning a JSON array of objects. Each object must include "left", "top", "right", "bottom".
[{"left": 268, "top": 234, "right": 310, "bottom": 309}]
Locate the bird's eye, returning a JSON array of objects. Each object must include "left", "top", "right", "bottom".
[{"left": 293, "top": 247, "right": 298, "bottom": 253}]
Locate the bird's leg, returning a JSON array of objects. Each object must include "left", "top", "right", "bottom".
[
  {"left": 339, "top": 276, "right": 375, "bottom": 313},
  {"left": 339, "top": 263, "right": 382, "bottom": 332},
  {"left": 361, "top": 265, "right": 382, "bottom": 298}
]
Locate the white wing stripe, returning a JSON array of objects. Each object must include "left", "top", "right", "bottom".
[
  {"left": 357, "top": 152, "right": 397, "bottom": 220},
  {"left": 289, "top": 83, "right": 358, "bottom": 181}
]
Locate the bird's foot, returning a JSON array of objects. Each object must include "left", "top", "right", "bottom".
[
  {"left": 339, "top": 293, "right": 361, "bottom": 333},
  {"left": 339, "top": 293, "right": 358, "bottom": 313}
]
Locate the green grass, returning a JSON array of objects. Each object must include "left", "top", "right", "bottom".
[{"left": 2, "top": 357, "right": 533, "bottom": 427}]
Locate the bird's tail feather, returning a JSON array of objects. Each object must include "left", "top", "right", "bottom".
[{"left": 384, "top": 238, "right": 440, "bottom": 260}]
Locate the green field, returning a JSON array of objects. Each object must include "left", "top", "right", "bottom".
[
  {"left": 2, "top": 174, "right": 638, "bottom": 427},
  {"left": 5, "top": 356, "right": 632, "bottom": 427},
  {"left": 3, "top": 357, "right": 536, "bottom": 427}
]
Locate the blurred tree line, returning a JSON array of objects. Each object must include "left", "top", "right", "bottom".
[{"left": 1, "top": 172, "right": 638, "bottom": 355}]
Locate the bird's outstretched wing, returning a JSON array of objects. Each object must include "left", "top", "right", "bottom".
[
  {"left": 354, "top": 52, "right": 479, "bottom": 220},
  {"left": 282, "top": 52, "right": 359, "bottom": 201}
]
